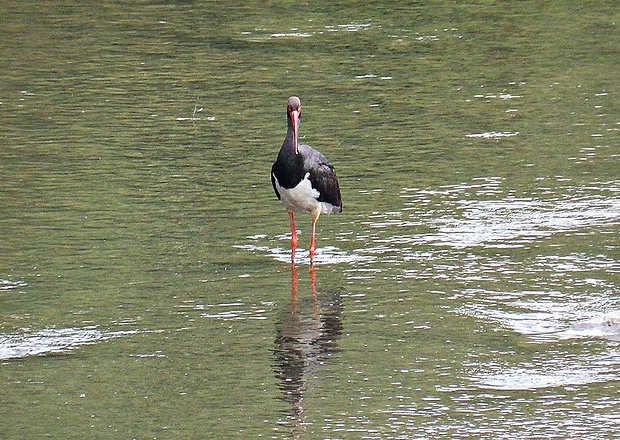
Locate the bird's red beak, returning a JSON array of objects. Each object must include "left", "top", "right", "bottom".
[{"left": 290, "top": 108, "right": 300, "bottom": 154}]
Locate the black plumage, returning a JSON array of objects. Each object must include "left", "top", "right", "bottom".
[{"left": 272, "top": 144, "right": 342, "bottom": 211}]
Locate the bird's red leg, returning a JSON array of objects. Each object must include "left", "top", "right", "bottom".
[
  {"left": 309, "top": 221, "right": 316, "bottom": 264},
  {"left": 309, "top": 210, "right": 319, "bottom": 266},
  {"left": 288, "top": 211, "right": 298, "bottom": 264}
]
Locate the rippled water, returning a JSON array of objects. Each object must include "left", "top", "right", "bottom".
[
  {"left": 1, "top": 0, "right": 620, "bottom": 438},
  {"left": 0, "top": 326, "right": 134, "bottom": 360}
]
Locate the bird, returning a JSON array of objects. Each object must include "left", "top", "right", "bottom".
[{"left": 271, "top": 96, "right": 342, "bottom": 265}]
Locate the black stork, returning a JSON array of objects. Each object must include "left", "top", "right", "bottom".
[{"left": 271, "top": 96, "right": 342, "bottom": 265}]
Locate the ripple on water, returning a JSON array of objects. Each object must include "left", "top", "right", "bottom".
[
  {"left": 456, "top": 285, "right": 620, "bottom": 343},
  {"left": 401, "top": 183, "right": 619, "bottom": 249},
  {"left": 560, "top": 312, "right": 620, "bottom": 340},
  {"left": 471, "top": 358, "right": 619, "bottom": 390},
  {"left": 0, "top": 279, "right": 28, "bottom": 291},
  {"left": 453, "top": 284, "right": 620, "bottom": 390},
  {"left": 465, "top": 131, "right": 520, "bottom": 138},
  {"left": 179, "top": 300, "right": 273, "bottom": 321},
  {"left": 241, "top": 21, "right": 376, "bottom": 41},
  {"left": 235, "top": 241, "right": 375, "bottom": 266},
  {"left": 0, "top": 327, "right": 136, "bottom": 360},
  {"left": 356, "top": 178, "right": 620, "bottom": 395},
  {"left": 362, "top": 178, "right": 620, "bottom": 250}
]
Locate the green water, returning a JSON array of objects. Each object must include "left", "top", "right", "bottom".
[{"left": 1, "top": 1, "right": 619, "bottom": 438}]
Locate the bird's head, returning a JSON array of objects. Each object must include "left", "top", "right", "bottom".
[{"left": 287, "top": 96, "right": 302, "bottom": 154}]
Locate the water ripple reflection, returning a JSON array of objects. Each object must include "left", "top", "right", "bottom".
[
  {"left": 356, "top": 177, "right": 620, "bottom": 399},
  {"left": 381, "top": 178, "right": 620, "bottom": 249},
  {"left": 0, "top": 279, "right": 28, "bottom": 291},
  {"left": 235, "top": 242, "right": 375, "bottom": 266},
  {"left": 456, "top": 284, "right": 620, "bottom": 342},
  {"left": 0, "top": 327, "right": 136, "bottom": 360},
  {"left": 181, "top": 301, "right": 272, "bottom": 321},
  {"left": 274, "top": 275, "right": 343, "bottom": 417},
  {"left": 470, "top": 350, "right": 620, "bottom": 390}
]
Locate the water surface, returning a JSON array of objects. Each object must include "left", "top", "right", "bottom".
[{"left": 1, "top": 1, "right": 619, "bottom": 438}]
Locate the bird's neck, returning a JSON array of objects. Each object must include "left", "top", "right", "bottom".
[{"left": 284, "top": 124, "right": 298, "bottom": 154}]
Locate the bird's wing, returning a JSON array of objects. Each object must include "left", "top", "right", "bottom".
[
  {"left": 299, "top": 144, "right": 342, "bottom": 208},
  {"left": 270, "top": 162, "right": 281, "bottom": 199},
  {"left": 311, "top": 162, "right": 342, "bottom": 207}
]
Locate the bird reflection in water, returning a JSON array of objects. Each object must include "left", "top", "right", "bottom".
[{"left": 272, "top": 265, "right": 343, "bottom": 434}]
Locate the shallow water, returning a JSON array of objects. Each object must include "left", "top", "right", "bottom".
[{"left": 1, "top": 1, "right": 620, "bottom": 438}]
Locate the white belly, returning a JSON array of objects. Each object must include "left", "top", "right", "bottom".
[{"left": 273, "top": 172, "right": 320, "bottom": 213}]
